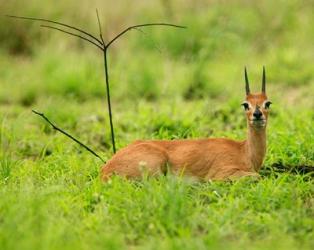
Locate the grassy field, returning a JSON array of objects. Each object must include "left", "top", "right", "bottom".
[{"left": 0, "top": 0, "right": 313, "bottom": 249}]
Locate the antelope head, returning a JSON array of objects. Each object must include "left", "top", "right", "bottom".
[{"left": 241, "top": 66, "right": 272, "bottom": 129}]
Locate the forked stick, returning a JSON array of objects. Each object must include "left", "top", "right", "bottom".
[
  {"left": 101, "top": 22, "right": 186, "bottom": 153},
  {"left": 32, "top": 110, "right": 105, "bottom": 163},
  {"left": 8, "top": 12, "right": 186, "bottom": 154}
]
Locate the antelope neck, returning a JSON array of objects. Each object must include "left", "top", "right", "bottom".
[{"left": 245, "top": 125, "right": 266, "bottom": 172}]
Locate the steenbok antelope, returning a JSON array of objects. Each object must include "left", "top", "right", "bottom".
[{"left": 101, "top": 67, "right": 272, "bottom": 180}]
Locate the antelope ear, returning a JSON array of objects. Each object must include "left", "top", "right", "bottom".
[
  {"left": 262, "top": 66, "right": 266, "bottom": 93},
  {"left": 244, "top": 67, "right": 250, "bottom": 95}
]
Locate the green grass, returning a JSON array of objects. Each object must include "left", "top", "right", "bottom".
[{"left": 0, "top": 0, "right": 314, "bottom": 249}]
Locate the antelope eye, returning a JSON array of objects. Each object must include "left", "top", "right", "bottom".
[
  {"left": 264, "top": 101, "right": 272, "bottom": 109},
  {"left": 241, "top": 102, "right": 250, "bottom": 111}
]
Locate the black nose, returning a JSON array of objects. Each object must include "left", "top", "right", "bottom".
[{"left": 253, "top": 109, "right": 263, "bottom": 120}]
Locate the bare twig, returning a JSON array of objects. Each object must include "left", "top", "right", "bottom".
[
  {"left": 106, "top": 23, "right": 186, "bottom": 49},
  {"left": 7, "top": 14, "right": 186, "bottom": 155},
  {"left": 6, "top": 14, "right": 103, "bottom": 46},
  {"left": 96, "top": 9, "right": 105, "bottom": 45},
  {"left": 32, "top": 110, "right": 105, "bottom": 163},
  {"left": 102, "top": 48, "right": 116, "bottom": 153},
  {"left": 103, "top": 23, "right": 186, "bottom": 153},
  {"left": 40, "top": 25, "right": 104, "bottom": 51}
]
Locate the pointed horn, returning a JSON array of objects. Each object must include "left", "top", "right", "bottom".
[
  {"left": 262, "top": 66, "right": 266, "bottom": 93},
  {"left": 244, "top": 67, "right": 250, "bottom": 95}
]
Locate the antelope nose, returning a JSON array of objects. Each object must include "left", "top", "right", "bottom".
[{"left": 253, "top": 110, "right": 263, "bottom": 120}]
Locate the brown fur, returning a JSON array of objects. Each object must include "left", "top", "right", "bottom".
[{"left": 101, "top": 92, "right": 270, "bottom": 181}]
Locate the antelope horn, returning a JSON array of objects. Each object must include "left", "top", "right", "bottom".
[
  {"left": 244, "top": 67, "right": 250, "bottom": 95},
  {"left": 262, "top": 66, "right": 266, "bottom": 93}
]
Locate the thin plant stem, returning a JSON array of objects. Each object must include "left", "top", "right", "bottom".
[
  {"left": 96, "top": 9, "right": 105, "bottom": 44},
  {"left": 32, "top": 110, "right": 105, "bottom": 163},
  {"left": 7, "top": 14, "right": 186, "bottom": 155},
  {"left": 6, "top": 14, "right": 103, "bottom": 46},
  {"left": 103, "top": 48, "right": 116, "bottom": 153},
  {"left": 40, "top": 25, "right": 104, "bottom": 51},
  {"left": 106, "top": 23, "right": 186, "bottom": 49}
]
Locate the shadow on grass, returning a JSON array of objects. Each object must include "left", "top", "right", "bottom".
[{"left": 261, "top": 163, "right": 314, "bottom": 177}]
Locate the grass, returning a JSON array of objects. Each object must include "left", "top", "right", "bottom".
[{"left": 0, "top": 0, "right": 314, "bottom": 249}]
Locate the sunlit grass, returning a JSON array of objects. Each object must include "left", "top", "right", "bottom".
[{"left": 0, "top": 0, "right": 313, "bottom": 249}]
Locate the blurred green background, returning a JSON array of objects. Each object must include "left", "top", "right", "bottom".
[
  {"left": 0, "top": 1, "right": 313, "bottom": 250},
  {"left": 1, "top": 0, "right": 314, "bottom": 101}
]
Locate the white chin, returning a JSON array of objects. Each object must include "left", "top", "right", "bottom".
[{"left": 251, "top": 121, "right": 266, "bottom": 128}]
